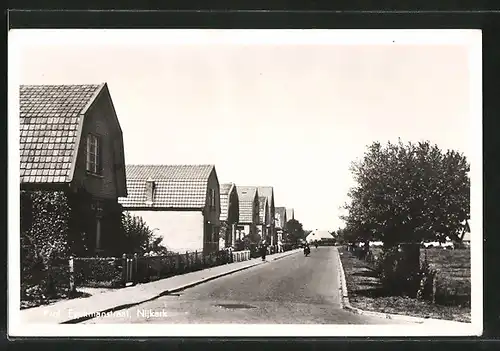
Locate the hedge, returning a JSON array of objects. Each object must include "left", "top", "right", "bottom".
[
  {"left": 21, "top": 190, "right": 73, "bottom": 301},
  {"left": 73, "top": 258, "right": 124, "bottom": 288}
]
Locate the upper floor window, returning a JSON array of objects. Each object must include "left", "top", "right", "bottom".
[
  {"left": 208, "top": 188, "right": 216, "bottom": 208},
  {"left": 86, "top": 133, "right": 101, "bottom": 175}
]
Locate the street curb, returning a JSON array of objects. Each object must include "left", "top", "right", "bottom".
[
  {"left": 270, "top": 249, "right": 301, "bottom": 261},
  {"left": 63, "top": 249, "right": 301, "bottom": 324},
  {"left": 334, "top": 247, "right": 469, "bottom": 325}
]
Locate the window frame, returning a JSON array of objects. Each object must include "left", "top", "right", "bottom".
[{"left": 86, "top": 133, "right": 101, "bottom": 175}]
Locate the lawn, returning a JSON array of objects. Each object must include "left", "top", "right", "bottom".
[
  {"left": 21, "top": 290, "right": 91, "bottom": 310},
  {"left": 339, "top": 247, "right": 471, "bottom": 323}
]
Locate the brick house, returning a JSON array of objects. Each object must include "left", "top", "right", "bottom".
[
  {"left": 118, "top": 165, "right": 220, "bottom": 254},
  {"left": 257, "top": 186, "right": 275, "bottom": 246},
  {"left": 257, "top": 196, "right": 269, "bottom": 242},
  {"left": 275, "top": 206, "right": 287, "bottom": 245},
  {"left": 235, "top": 186, "right": 259, "bottom": 242},
  {"left": 219, "top": 183, "right": 239, "bottom": 248},
  {"left": 19, "top": 83, "right": 127, "bottom": 256}
]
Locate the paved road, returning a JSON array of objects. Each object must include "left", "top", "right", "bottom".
[{"left": 84, "top": 247, "right": 408, "bottom": 324}]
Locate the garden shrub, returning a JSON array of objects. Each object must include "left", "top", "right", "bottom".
[
  {"left": 121, "top": 212, "right": 169, "bottom": 255},
  {"left": 416, "top": 253, "right": 438, "bottom": 301},
  {"left": 234, "top": 239, "right": 246, "bottom": 251},
  {"left": 73, "top": 258, "right": 123, "bottom": 288},
  {"left": 375, "top": 244, "right": 431, "bottom": 298},
  {"left": 20, "top": 190, "right": 73, "bottom": 301}
]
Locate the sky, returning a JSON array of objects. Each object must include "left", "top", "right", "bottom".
[{"left": 10, "top": 30, "right": 480, "bottom": 231}]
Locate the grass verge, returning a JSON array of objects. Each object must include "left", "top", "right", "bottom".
[
  {"left": 21, "top": 290, "right": 92, "bottom": 310},
  {"left": 338, "top": 247, "right": 471, "bottom": 323}
]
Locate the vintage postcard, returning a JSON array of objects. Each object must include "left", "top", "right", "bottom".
[{"left": 8, "top": 29, "right": 482, "bottom": 337}]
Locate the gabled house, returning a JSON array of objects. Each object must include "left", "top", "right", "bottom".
[
  {"left": 19, "top": 83, "right": 127, "bottom": 256},
  {"left": 219, "top": 183, "right": 239, "bottom": 248},
  {"left": 257, "top": 186, "right": 275, "bottom": 245},
  {"left": 118, "top": 164, "right": 220, "bottom": 254},
  {"left": 306, "top": 230, "right": 335, "bottom": 244},
  {"left": 235, "top": 186, "right": 259, "bottom": 241},
  {"left": 257, "top": 196, "right": 269, "bottom": 241},
  {"left": 275, "top": 207, "right": 287, "bottom": 244},
  {"left": 286, "top": 208, "right": 295, "bottom": 222}
]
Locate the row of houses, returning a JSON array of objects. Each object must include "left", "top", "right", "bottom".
[{"left": 19, "top": 83, "right": 297, "bottom": 256}]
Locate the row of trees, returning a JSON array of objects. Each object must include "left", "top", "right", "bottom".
[
  {"left": 233, "top": 218, "right": 307, "bottom": 251},
  {"left": 341, "top": 139, "right": 470, "bottom": 296}
]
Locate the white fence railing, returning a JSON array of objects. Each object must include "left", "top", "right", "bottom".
[{"left": 232, "top": 250, "right": 250, "bottom": 262}]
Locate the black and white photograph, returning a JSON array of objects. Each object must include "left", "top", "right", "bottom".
[{"left": 8, "top": 29, "right": 482, "bottom": 337}]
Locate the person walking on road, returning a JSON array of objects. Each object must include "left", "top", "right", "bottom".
[{"left": 260, "top": 240, "right": 267, "bottom": 261}]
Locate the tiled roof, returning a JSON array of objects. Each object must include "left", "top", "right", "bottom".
[
  {"left": 275, "top": 207, "right": 287, "bottom": 228},
  {"left": 286, "top": 208, "right": 294, "bottom": 221},
  {"left": 258, "top": 196, "right": 268, "bottom": 224},
  {"left": 236, "top": 186, "right": 257, "bottom": 223},
  {"left": 19, "top": 84, "right": 104, "bottom": 183},
  {"left": 257, "top": 186, "right": 274, "bottom": 204},
  {"left": 119, "top": 165, "right": 215, "bottom": 209},
  {"left": 220, "top": 183, "right": 235, "bottom": 221},
  {"left": 126, "top": 164, "right": 214, "bottom": 180},
  {"left": 220, "top": 183, "right": 233, "bottom": 195}
]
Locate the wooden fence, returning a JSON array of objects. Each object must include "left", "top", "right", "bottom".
[{"left": 67, "top": 249, "right": 254, "bottom": 290}]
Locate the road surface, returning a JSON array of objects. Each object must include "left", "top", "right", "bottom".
[{"left": 83, "top": 247, "right": 408, "bottom": 324}]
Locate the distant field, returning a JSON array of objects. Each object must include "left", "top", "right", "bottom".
[
  {"left": 339, "top": 246, "right": 472, "bottom": 322},
  {"left": 423, "top": 248, "right": 471, "bottom": 305},
  {"left": 370, "top": 246, "right": 471, "bottom": 306}
]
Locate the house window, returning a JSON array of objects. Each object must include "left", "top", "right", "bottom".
[
  {"left": 209, "top": 188, "right": 216, "bottom": 209},
  {"left": 86, "top": 134, "right": 101, "bottom": 175}
]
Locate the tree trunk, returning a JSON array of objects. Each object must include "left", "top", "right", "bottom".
[{"left": 398, "top": 243, "right": 421, "bottom": 297}]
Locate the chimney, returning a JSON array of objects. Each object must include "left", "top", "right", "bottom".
[{"left": 145, "top": 177, "right": 155, "bottom": 205}]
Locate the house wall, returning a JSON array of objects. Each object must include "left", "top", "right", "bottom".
[
  {"left": 228, "top": 187, "right": 239, "bottom": 224},
  {"left": 73, "top": 90, "right": 125, "bottom": 200},
  {"left": 127, "top": 210, "right": 205, "bottom": 253},
  {"left": 202, "top": 170, "right": 220, "bottom": 253},
  {"left": 203, "top": 170, "right": 220, "bottom": 227},
  {"left": 253, "top": 196, "right": 259, "bottom": 230}
]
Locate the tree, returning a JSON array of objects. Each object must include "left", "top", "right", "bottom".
[
  {"left": 342, "top": 139, "right": 469, "bottom": 246},
  {"left": 121, "top": 212, "right": 169, "bottom": 255},
  {"left": 285, "top": 219, "right": 305, "bottom": 244},
  {"left": 341, "top": 139, "right": 470, "bottom": 295},
  {"left": 219, "top": 222, "right": 230, "bottom": 247}
]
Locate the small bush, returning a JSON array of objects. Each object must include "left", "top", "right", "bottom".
[
  {"left": 74, "top": 258, "right": 123, "bottom": 288},
  {"left": 121, "top": 212, "right": 169, "bottom": 255}
]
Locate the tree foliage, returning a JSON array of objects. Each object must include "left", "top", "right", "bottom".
[
  {"left": 285, "top": 219, "right": 305, "bottom": 244},
  {"left": 121, "top": 212, "right": 169, "bottom": 255},
  {"left": 342, "top": 139, "right": 470, "bottom": 247},
  {"left": 20, "top": 190, "right": 82, "bottom": 301}
]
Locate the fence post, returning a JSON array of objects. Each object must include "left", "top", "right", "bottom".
[
  {"left": 122, "top": 253, "right": 127, "bottom": 287},
  {"left": 432, "top": 271, "right": 438, "bottom": 304},
  {"left": 195, "top": 250, "right": 198, "bottom": 268},
  {"left": 133, "top": 253, "right": 138, "bottom": 285},
  {"left": 69, "top": 256, "right": 75, "bottom": 294}
]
